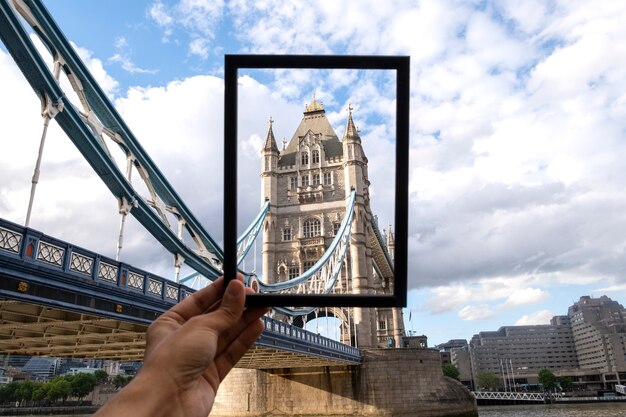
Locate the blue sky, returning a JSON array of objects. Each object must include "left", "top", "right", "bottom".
[{"left": 2, "top": 0, "right": 626, "bottom": 346}]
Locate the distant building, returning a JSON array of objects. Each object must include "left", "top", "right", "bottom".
[
  {"left": 436, "top": 339, "right": 468, "bottom": 352},
  {"left": 402, "top": 334, "right": 428, "bottom": 348},
  {"left": 22, "top": 357, "right": 61, "bottom": 381},
  {"left": 451, "top": 346, "right": 473, "bottom": 389},
  {"left": 568, "top": 295, "right": 626, "bottom": 387},
  {"left": 469, "top": 321, "right": 578, "bottom": 389},
  {"left": 63, "top": 367, "right": 100, "bottom": 375},
  {"left": 466, "top": 295, "right": 626, "bottom": 390}
]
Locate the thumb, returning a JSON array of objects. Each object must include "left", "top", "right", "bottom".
[{"left": 211, "top": 279, "right": 246, "bottom": 329}]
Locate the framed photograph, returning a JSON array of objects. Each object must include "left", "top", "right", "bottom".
[{"left": 224, "top": 55, "right": 408, "bottom": 308}]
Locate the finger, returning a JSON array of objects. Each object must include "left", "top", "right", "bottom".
[
  {"left": 206, "top": 279, "right": 246, "bottom": 327},
  {"left": 214, "top": 318, "right": 265, "bottom": 382},
  {"left": 164, "top": 274, "right": 245, "bottom": 322},
  {"left": 192, "top": 280, "right": 267, "bottom": 354}
]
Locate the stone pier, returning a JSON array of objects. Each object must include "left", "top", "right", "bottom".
[{"left": 213, "top": 348, "right": 478, "bottom": 417}]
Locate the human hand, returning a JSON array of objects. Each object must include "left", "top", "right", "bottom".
[{"left": 94, "top": 275, "right": 268, "bottom": 417}]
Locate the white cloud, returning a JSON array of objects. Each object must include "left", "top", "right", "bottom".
[
  {"left": 504, "top": 288, "right": 549, "bottom": 307},
  {"left": 515, "top": 309, "right": 556, "bottom": 326},
  {"left": 109, "top": 37, "right": 158, "bottom": 75},
  {"left": 188, "top": 38, "right": 209, "bottom": 59},
  {"left": 458, "top": 304, "right": 496, "bottom": 321},
  {"left": 148, "top": 0, "right": 224, "bottom": 57}
]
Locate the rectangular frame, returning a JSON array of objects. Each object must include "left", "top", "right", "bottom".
[{"left": 224, "top": 54, "right": 409, "bottom": 308}]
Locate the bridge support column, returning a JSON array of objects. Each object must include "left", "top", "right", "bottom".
[{"left": 212, "top": 349, "right": 477, "bottom": 417}]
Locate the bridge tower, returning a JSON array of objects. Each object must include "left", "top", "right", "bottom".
[{"left": 260, "top": 97, "right": 404, "bottom": 348}]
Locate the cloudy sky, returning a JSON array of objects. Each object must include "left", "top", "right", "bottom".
[{"left": 2, "top": 0, "right": 626, "bottom": 345}]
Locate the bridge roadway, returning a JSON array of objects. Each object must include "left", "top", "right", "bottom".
[{"left": 0, "top": 218, "right": 360, "bottom": 367}]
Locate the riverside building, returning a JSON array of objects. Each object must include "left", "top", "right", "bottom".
[
  {"left": 468, "top": 320, "right": 578, "bottom": 388},
  {"left": 568, "top": 295, "right": 626, "bottom": 387},
  {"left": 463, "top": 295, "right": 626, "bottom": 390}
]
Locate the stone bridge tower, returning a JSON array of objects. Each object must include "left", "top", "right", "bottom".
[{"left": 260, "top": 97, "right": 404, "bottom": 348}]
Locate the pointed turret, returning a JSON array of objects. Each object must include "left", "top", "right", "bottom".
[
  {"left": 263, "top": 116, "right": 279, "bottom": 153},
  {"left": 261, "top": 116, "right": 279, "bottom": 205},
  {"left": 343, "top": 104, "right": 361, "bottom": 143},
  {"left": 386, "top": 223, "right": 395, "bottom": 262}
]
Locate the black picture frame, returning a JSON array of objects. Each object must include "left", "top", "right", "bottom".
[{"left": 224, "top": 54, "right": 409, "bottom": 308}]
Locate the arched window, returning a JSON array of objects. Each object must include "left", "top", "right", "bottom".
[
  {"left": 312, "top": 149, "right": 320, "bottom": 164},
  {"left": 301, "top": 151, "right": 309, "bottom": 165},
  {"left": 303, "top": 218, "right": 321, "bottom": 238}
]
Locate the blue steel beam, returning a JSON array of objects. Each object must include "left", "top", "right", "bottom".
[{"left": 0, "top": 0, "right": 223, "bottom": 279}]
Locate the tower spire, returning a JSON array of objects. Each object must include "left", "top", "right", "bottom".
[
  {"left": 343, "top": 103, "right": 361, "bottom": 142},
  {"left": 263, "top": 116, "right": 279, "bottom": 153},
  {"left": 305, "top": 91, "right": 324, "bottom": 113}
]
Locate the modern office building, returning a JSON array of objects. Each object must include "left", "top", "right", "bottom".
[
  {"left": 464, "top": 295, "right": 626, "bottom": 390},
  {"left": 468, "top": 321, "right": 579, "bottom": 389},
  {"left": 568, "top": 295, "right": 626, "bottom": 386}
]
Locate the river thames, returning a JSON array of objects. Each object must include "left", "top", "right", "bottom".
[
  {"left": 478, "top": 402, "right": 626, "bottom": 416},
  {"left": 7, "top": 403, "right": 626, "bottom": 417}
]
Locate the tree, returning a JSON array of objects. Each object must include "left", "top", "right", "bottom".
[
  {"left": 15, "top": 380, "right": 35, "bottom": 405},
  {"left": 70, "top": 373, "right": 97, "bottom": 400},
  {"left": 538, "top": 368, "right": 557, "bottom": 390},
  {"left": 94, "top": 370, "right": 108, "bottom": 384},
  {"left": 442, "top": 364, "right": 460, "bottom": 380},
  {"left": 32, "top": 383, "right": 49, "bottom": 405},
  {"left": 559, "top": 376, "right": 573, "bottom": 390},
  {"left": 0, "top": 381, "right": 20, "bottom": 404},
  {"left": 46, "top": 379, "right": 72, "bottom": 403},
  {"left": 476, "top": 371, "right": 502, "bottom": 390}
]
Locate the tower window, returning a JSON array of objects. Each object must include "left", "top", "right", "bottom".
[
  {"left": 290, "top": 177, "right": 297, "bottom": 189},
  {"left": 301, "top": 151, "right": 309, "bottom": 165},
  {"left": 312, "top": 173, "right": 320, "bottom": 186},
  {"left": 301, "top": 175, "right": 309, "bottom": 187},
  {"left": 303, "top": 261, "right": 316, "bottom": 271},
  {"left": 303, "top": 218, "right": 321, "bottom": 238},
  {"left": 323, "top": 172, "right": 332, "bottom": 185},
  {"left": 289, "top": 266, "right": 299, "bottom": 279},
  {"left": 379, "top": 320, "right": 387, "bottom": 330},
  {"left": 312, "top": 150, "right": 320, "bottom": 164},
  {"left": 333, "top": 222, "right": 341, "bottom": 236},
  {"left": 282, "top": 227, "right": 292, "bottom": 241}
]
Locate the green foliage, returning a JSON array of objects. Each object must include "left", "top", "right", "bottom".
[
  {"left": 538, "top": 368, "right": 557, "bottom": 390},
  {"left": 0, "top": 370, "right": 106, "bottom": 406},
  {"left": 559, "top": 376, "right": 573, "bottom": 390},
  {"left": 476, "top": 371, "right": 502, "bottom": 390},
  {"left": 32, "top": 383, "right": 49, "bottom": 403},
  {"left": 46, "top": 379, "right": 72, "bottom": 403},
  {"left": 112, "top": 374, "right": 134, "bottom": 387},
  {"left": 94, "top": 369, "right": 108, "bottom": 384},
  {"left": 0, "top": 381, "right": 20, "bottom": 403},
  {"left": 442, "top": 364, "right": 460, "bottom": 380},
  {"left": 14, "top": 380, "right": 34, "bottom": 402},
  {"left": 70, "top": 373, "right": 97, "bottom": 399}
]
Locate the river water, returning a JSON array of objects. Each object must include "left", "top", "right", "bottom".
[
  {"left": 478, "top": 402, "right": 626, "bottom": 416},
  {"left": 5, "top": 404, "right": 626, "bottom": 417}
]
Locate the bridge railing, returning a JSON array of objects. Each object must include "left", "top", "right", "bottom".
[
  {"left": 261, "top": 316, "right": 360, "bottom": 359},
  {"left": 0, "top": 218, "right": 192, "bottom": 305}
]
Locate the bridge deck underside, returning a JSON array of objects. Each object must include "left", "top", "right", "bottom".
[{"left": 0, "top": 299, "right": 356, "bottom": 368}]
